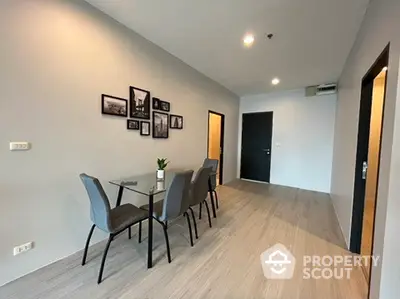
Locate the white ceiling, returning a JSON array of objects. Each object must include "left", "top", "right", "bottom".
[{"left": 86, "top": 0, "right": 369, "bottom": 96}]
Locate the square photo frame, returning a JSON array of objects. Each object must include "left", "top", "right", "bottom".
[
  {"left": 170, "top": 114, "right": 183, "bottom": 129},
  {"left": 160, "top": 101, "right": 170, "bottom": 112},
  {"left": 127, "top": 119, "right": 139, "bottom": 130}
]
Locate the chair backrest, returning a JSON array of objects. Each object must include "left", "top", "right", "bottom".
[
  {"left": 203, "top": 158, "right": 219, "bottom": 189},
  {"left": 191, "top": 166, "right": 213, "bottom": 206},
  {"left": 161, "top": 170, "right": 194, "bottom": 221},
  {"left": 79, "top": 173, "right": 112, "bottom": 233}
]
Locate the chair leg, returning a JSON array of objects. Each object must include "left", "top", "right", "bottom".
[
  {"left": 199, "top": 202, "right": 202, "bottom": 220},
  {"left": 161, "top": 222, "right": 172, "bottom": 263},
  {"left": 189, "top": 207, "right": 198, "bottom": 239},
  {"left": 98, "top": 235, "right": 113, "bottom": 284},
  {"left": 82, "top": 224, "right": 96, "bottom": 266},
  {"left": 214, "top": 190, "right": 219, "bottom": 209},
  {"left": 184, "top": 212, "right": 194, "bottom": 247},
  {"left": 138, "top": 221, "right": 142, "bottom": 244},
  {"left": 128, "top": 226, "right": 132, "bottom": 240},
  {"left": 203, "top": 200, "right": 212, "bottom": 228}
]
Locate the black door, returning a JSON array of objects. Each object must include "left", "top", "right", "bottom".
[
  {"left": 240, "top": 112, "right": 273, "bottom": 182},
  {"left": 350, "top": 81, "right": 374, "bottom": 254},
  {"left": 350, "top": 45, "right": 389, "bottom": 255}
]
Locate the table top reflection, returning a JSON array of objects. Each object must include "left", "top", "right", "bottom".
[
  {"left": 110, "top": 168, "right": 217, "bottom": 196},
  {"left": 109, "top": 170, "right": 179, "bottom": 196}
]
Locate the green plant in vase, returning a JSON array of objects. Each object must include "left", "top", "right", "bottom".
[{"left": 157, "top": 158, "right": 169, "bottom": 179}]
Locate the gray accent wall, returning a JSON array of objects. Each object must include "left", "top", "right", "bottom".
[
  {"left": 0, "top": 0, "right": 239, "bottom": 286},
  {"left": 330, "top": 0, "right": 400, "bottom": 297}
]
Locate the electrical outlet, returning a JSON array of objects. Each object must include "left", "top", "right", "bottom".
[
  {"left": 13, "top": 242, "right": 34, "bottom": 256},
  {"left": 9, "top": 142, "right": 31, "bottom": 151}
]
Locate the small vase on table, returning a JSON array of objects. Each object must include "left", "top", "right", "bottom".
[{"left": 156, "top": 158, "right": 169, "bottom": 180}]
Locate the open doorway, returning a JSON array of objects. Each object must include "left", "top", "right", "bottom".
[
  {"left": 207, "top": 111, "right": 225, "bottom": 185},
  {"left": 350, "top": 45, "right": 389, "bottom": 287}
]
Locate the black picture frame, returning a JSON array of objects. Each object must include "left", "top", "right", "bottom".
[
  {"left": 140, "top": 121, "right": 151, "bottom": 136},
  {"left": 101, "top": 94, "right": 128, "bottom": 117},
  {"left": 152, "top": 111, "right": 169, "bottom": 139},
  {"left": 129, "top": 86, "right": 151, "bottom": 119},
  {"left": 127, "top": 119, "right": 139, "bottom": 130},
  {"left": 152, "top": 97, "right": 161, "bottom": 110},
  {"left": 160, "top": 101, "right": 170, "bottom": 112},
  {"left": 170, "top": 114, "right": 183, "bottom": 129}
]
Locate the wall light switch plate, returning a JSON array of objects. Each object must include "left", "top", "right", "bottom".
[
  {"left": 10, "top": 142, "right": 31, "bottom": 151},
  {"left": 13, "top": 242, "right": 34, "bottom": 256}
]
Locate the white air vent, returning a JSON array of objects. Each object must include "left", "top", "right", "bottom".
[
  {"left": 316, "top": 83, "right": 337, "bottom": 96},
  {"left": 306, "top": 84, "right": 337, "bottom": 97}
]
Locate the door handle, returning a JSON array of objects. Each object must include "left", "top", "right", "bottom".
[
  {"left": 262, "top": 149, "right": 271, "bottom": 155},
  {"left": 362, "top": 161, "right": 368, "bottom": 180}
]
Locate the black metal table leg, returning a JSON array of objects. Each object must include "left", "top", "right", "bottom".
[
  {"left": 116, "top": 186, "right": 125, "bottom": 207},
  {"left": 147, "top": 193, "right": 154, "bottom": 269},
  {"left": 208, "top": 178, "right": 217, "bottom": 218}
]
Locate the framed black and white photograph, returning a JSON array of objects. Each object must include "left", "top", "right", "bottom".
[
  {"left": 170, "top": 114, "right": 183, "bottom": 129},
  {"left": 160, "top": 101, "right": 170, "bottom": 112},
  {"left": 152, "top": 97, "right": 161, "bottom": 110},
  {"left": 130, "top": 86, "right": 150, "bottom": 119},
  {"left": 101, "top": 94, "right": 128, "bottom": 117},
  {"left": 153, "top": 111, "right": 169, "bottom": 138},
  {"left": 140, "top": 121, "right": 150, "bottom": 136},
  {"left": 127, "top": 119, "right": 139, "bottom": 130}
]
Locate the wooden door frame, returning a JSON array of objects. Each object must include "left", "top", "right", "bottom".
[
  {"left": 207, "top": 110, "right": 225, "bottom": 185},
  {"left": 350, "top": 44, "right": 389, "bottom": 294}
]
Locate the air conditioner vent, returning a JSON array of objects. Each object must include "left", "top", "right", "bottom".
[
  {"left": 316, "top": 84, "right": 337, "bottom": 95},
  {"left": 306, "top": 83, "right": 337, "bottom": 97}
]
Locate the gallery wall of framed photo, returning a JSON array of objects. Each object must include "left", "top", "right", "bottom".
[{"left": 101, "top": 87, "right": 184, "bottom": 139}]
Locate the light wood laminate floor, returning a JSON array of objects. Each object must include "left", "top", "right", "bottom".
[{"left": 0, "top": 180, "right": 368, "bottom": 299}]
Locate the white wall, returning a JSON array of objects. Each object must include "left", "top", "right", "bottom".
[
  {"left": 330, "top": 0, "right": 400, "bottom": 297},
  {"left": 239, "top": 89, "right": 336, "bottom": 193},
  {"left": 0, "top": 0, "right": 239, "bottom": 286}
]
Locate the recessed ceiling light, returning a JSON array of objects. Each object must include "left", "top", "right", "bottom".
[
  {"left": 243, "top": 34, "right": 255, "bottom": 47},
  {"left": 382, "top": 66, "right": 388, "bottom": 72},
  {"left": 272, "top": 78, "right": 280, "bottom": 85}
]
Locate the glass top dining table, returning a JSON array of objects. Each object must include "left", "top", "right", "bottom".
[
  {"left": 109, "top": 168, "right": 217, "bottom": 269},
  {"left": 110, "top": 169, "right": 217, "bottom": 196},
  {"left": 109, "top": 170, "right": 182, "bottom": 197}
]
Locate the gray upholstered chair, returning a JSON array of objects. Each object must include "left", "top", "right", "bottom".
[
  {"left": 140, "top": 170, "right": 194, "bottom": 263},
  {"left": 188, "top": 167, "right": 213, "bottom": 239},
  {"left": 203, "top": 158, "right": 219, "bottom": 209},
  {"left": 80, "top": 173, "right": 148, "bottom": 284}
]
